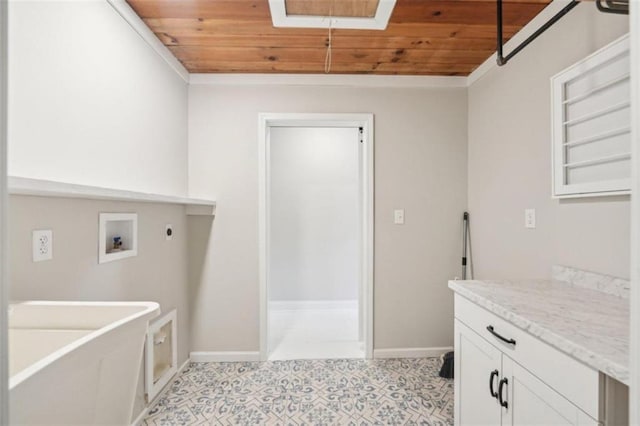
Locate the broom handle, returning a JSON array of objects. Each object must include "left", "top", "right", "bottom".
[{"left": 462, "top": 212, "right": 469, "bottom": 280}]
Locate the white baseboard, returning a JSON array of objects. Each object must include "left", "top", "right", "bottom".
[
  {"left": 190, "top": 351, "right": 261, "bottom": 362},
  {"left": 373, "top": 347, "right": 453, "bottom": 359},
  {"left": 269, "top": 300, "right": 358, "bottom": 311},
  {"left": 131, "top": 358, "right": 191, "bottom": 426},
  {"left": 131, "top": 405, "right": 148, "bottom": 426}
]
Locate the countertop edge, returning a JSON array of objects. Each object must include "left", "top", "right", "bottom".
[{"left": 448, "top": 280, "right": 629, "bottom": 385}]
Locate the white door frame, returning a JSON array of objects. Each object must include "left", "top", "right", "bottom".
[
  {"left": 630, "top": 2, "right": 639, "bottom": 423},
  {"left": 0, "top": 0, "right": 8, "bottom": 421},
  {"left": 258, "top": 113, "right": 374, "bottom": 361}
]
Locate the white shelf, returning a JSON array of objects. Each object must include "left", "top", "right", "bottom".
[{"left": 8, "top": 176, "right": 216, "bottom": 216}]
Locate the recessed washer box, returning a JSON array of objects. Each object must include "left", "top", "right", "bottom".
[{"left": 98, "top": 213, "right": 138, "bottom": 264}]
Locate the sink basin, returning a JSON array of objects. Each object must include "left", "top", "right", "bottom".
[{"left": 9, "top": 301, "right": 159, "bottom": 425}]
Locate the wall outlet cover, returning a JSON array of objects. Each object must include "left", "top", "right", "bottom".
[{"left": 33, "top": 229, "right": 53, "bottom": 262}]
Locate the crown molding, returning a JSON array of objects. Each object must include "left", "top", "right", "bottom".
[
  {"left": 189, "top": 73, "right": 468, "bottom": 88},
  {"left": 107, "top": 0, "right": 190, "bottom": 83}
]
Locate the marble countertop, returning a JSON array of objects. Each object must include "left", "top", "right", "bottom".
[{"left": 448, "top": 278, "right": 629, "bottom": 385}]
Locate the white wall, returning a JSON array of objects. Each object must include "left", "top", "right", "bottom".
[
  {"left": 269, "top": 126, "right": 359, "bottom": 302},
  {"left": 188, "top": 85, "right": 468, "bottom": 352},
  {"left": 7, "top": 1, "right": 192, "bottom": 419},
  {"left": 8, "top": 0, "right": 188, "bottom": 196},
  {"left": 468, "top": 4, "right": 630, "bottom": 280}
]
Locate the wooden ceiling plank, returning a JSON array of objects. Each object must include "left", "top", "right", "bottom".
[
  {"left": 127, "top": 0, "right": 271, "bottom": 20},
  {"left": 128, "top": 0, "right": 547, "bottom": 25},
  {"left": 126, "top": 0, "right": 551, "bottom": 76},
  {"left": 455, "top": 0, "right": 548, "bottom": 3},
  {"left": 127, "top": 0, "right": 547, "bottom": 23},
  {"left": 143, "top": 18, "right": 522, "bottom": 39},
  {"left": 181, "top": 60, "right": 477, "bottom": 73},
  {"left": 154, "top": 33, "right": 498, "bottom": 52},
  {"left": 389, "top": 1, "right": 548, "bottom": 25},
  {"left": 169, "top": 46, "right": 494, "bottom": 64}
]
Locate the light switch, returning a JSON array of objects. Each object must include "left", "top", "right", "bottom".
[
  {"left": 525, "top": 209, "right": 536, "bottom": 229},
  {"left": 394, "top": 209, "right": 405, "bottom": 225}
]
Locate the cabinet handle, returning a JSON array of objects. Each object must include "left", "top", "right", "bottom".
[
  {"left": 486, "top": 325, "right": 517, "bottom": 346},
  {"left": 498, "top": 377, "right": 509, "bottom": 409},
  {"left": 489, "top": 370, "right": 499, "bottom": 398}
]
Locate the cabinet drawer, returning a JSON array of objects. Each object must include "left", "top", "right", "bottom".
[{"left": 454, "top": 294, "right": 601, "bottom": 420}]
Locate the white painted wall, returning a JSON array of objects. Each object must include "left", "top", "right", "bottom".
[
  {"left": 188, "top": 85, "right": 468, "bottom": 352},
  {"left": 269, "top": 126, "right": 359, "bottom": 302},
  {"left": 8, "top": 0, "right": 188, "bottom": 196},
  {"left": 468, "top": 4, "right": 630, "bottom": 280}
]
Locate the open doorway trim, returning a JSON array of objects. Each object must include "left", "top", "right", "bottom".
[
  {"left": 258, "top": 113, "right": 374, "bottom": 361},
  {"left": 1, "top": 0, "right": 8, "bottom": 421},
  {"left": 630, "top": 2, "right": 639, "bottom": 422}
]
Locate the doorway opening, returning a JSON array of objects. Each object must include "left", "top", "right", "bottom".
[{"left": 259, "top": 113, "right": 374, "bottom": 361}]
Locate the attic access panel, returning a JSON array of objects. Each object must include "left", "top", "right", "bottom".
[
  {"left": 268, "top": 0, "right": 396, "bottom": 30},
  {"left": 286, "top": 0, "right": 379, "bottom": 17}
]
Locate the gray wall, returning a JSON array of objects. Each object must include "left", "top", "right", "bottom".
[
  {"left": 9, "top": 195, "right": 192, "bottom": 418},
  {"left": 269, "top": 127, "right": 360, "bottom": 302},
  {"left": 188, "top": 85, "right": 468, "bottom": 352},
  {"left": 468, "top": 4, "right": 630, "bottom": 280}
]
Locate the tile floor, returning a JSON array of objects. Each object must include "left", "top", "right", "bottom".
[
  {"left": 268, "top": 306, "right": 363, "bottom": 360},
  {"left": 143, "top": 358, "right": 453, "bottom": 425}
]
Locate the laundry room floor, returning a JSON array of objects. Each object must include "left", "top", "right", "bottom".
[{"left": 143, "top": 357, "right": 453, "bottom": 425}]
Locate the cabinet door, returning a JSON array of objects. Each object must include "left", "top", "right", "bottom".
[
  {"left": 454, "top": 320, "right": 503, "bottom": 426},
  {"left": 501, "top": 356, "right": 598, "bottom": 426}
]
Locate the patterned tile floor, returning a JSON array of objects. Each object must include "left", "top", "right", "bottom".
[{"left": 143, "top": 358, "right": 453, "bottom": 425}]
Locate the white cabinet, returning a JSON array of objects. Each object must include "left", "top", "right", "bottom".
[
  {"left": 455, "top": 319, "right": 598, "bottom": 426},
  {"left": 454, "top": 294, "right": 603, "bottom": 426},
  {"left": 502, "top": 357, "right": 598, "bottom": 426},
  {"left": 454, "top": 320, "right": 503, "bottom": 426}
]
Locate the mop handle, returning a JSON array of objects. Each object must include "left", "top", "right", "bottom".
[{"left": 462, "top": 212, "right": 469, "bottom": 280}]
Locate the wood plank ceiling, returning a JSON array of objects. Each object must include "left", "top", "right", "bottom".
[{"left": 126, "top": 0, "right": 551, "bottom": 76}]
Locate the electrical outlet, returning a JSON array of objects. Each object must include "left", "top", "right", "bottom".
[
  {"left": 525, "top": 209, "right": 536, "bottom": 229},
  {"left": 394, "top": 209, "right": 405, "bottom": 225},
  {"left": 32, "top": 229, "right": 53, "bottom": 262},
  {"left": 165, "top": 224, "right": 173, "bottom": 241}
]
